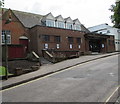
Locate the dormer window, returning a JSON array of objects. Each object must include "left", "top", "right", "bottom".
[
  {"left": 64, "top": 17, "right": 73, "bottom": 30},
  {"left": 55, "top": 15, "right": 65, "bottom": 28},
  {"left": 46, "top": 20, "right": 55, "bottom": 27},
  {"left": 42, "top": 13, "right": 55, "bottom": 27},
  {"left": 56, "top": 21, "right": 65, "bottom": 28},
  {"left": 73, "top": 19, "right": 81, "bottom": 31},
  {"left": 74, "top": 25, "right": 81, "bottom": 31},
  {"left": 66, "top": 23, "right": 73, "bottom": 29}
]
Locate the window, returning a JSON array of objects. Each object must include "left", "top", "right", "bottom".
[
  {"left": 102, "top": 44, "right": 104, "bottom": 48},
  {"left": 78, "top": 45, "right": 81, "bottom": 49},
  {"left": 74, "top": 25, "right": 81, "bottom": 31},
  {"left": 44, "top": 43, "right": 48, "bottom": 49},
  {"left": 66, "top": 23, "right": 73, "bottom": 29},
  {"left": 107, "top": 30, "right": 110, "bottom": 33},
  {"left": 56, "top": 44, "right": 60, "bottom": 49},
  {"left": 76, "top": 38, "right": 81, "bottom": 44},
  {"left": 70, "top": 44, "right": 72, "bottom": 49},
  {"left": 117, "top": 30, "right": 120, "bottom": 33},
  {"left": 42, "top": 35, "right": 50, "bottom": 42},
  {"left": 56, "top": 21, "right": 65, "bottom": 28},
  {"left": 54, "top": 36, "right": 61, "bottom": 43},
  {"left": 46, "top": 20, "right": 55, "bottom": 27},
  {"left": 68, "top": 37, "right": 73, "bottom": 43},
  {"left": 1, "top": 30, "right": 11, "bottom": 44},
  {"left": 112, "top": 40, "right": 115, "bottom": 45}
]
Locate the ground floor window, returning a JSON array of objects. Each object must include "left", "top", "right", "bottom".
[
  {"left": 44, "top": 43, "right": 48, "bottom": 49},
  {"left": 70, "top": 44, "right": 73, "bottom": 49},
  {"left": 56, "top": 44, "right": 60, "bottom": 49},
  {"left": 1, "top": 30, "right": 11, "bottom": 44},
  {"left": 102, "top": 44, "right": 104, "bottom": 48}
]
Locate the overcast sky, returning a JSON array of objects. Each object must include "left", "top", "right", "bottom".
[{"left": 4, "top": 0, "right": 115, "bottom": 27}]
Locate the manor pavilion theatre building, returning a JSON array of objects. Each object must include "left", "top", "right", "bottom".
[{"left": 1, "top": 9, "right": 115, "bottom": 59}]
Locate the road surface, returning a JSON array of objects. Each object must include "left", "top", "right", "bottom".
[{"left": 2, "top": 54, "right": 119, "bottom": 102}]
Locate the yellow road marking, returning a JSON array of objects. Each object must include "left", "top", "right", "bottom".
[
  {"left": 1, "top": 61, "right": 89, "bottom": 92},
  {"left": 1, "top": 55, "right": 118, "bottom": 92},
  {"left": 104, "top": 85, "right": 120, "bottom": 103}
]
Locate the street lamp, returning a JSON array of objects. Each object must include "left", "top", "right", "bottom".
[{"left": 4, "top": 17, "right": 12, "bottom": 80}]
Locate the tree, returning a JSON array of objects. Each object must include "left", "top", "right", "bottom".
[
  {"left": 110, "top": 1, "right": 120, "bottom": 28},
  {"left": 0, "top": 0, "right": 4, "bottom": 8}
]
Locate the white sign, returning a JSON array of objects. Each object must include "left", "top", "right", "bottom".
[{"left": 102, "top": 44, "right": 104, "bottom": 48}]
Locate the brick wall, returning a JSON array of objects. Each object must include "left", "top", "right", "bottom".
[
  {"left": 30, "top": 26, "right": 86, "bottom": 56},
  {"left": 2, "top": 9, "right": 29, "bottom": 44}
]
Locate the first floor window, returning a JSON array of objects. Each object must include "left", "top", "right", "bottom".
[
  {"left": 54, "top": 36, "right": 61, "bottom": 43},
  {"left": 76, "top": 38, "right": 81, "bottom": 44},
  {"left": 42, "top": 35, "right": 50, "bottom": 42},
  {"left": 68, "top": 37, "right": 73, "bottom": 43},
  {"left": 44, "top": 43, "right": 48, "bottom": 49},
  {"left": 1, "top": 30, "right": 11, "bottom": 44}
]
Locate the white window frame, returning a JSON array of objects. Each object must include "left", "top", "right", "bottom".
[
  {"left": 74, "top": 25, "right": 81, "bottom": 31},
  {"left": 57, "top": 21, "right": 65, "bottom": 28},
  {"left": 46, "top": 20, "right": 55, "bottom": 27},
  {"left": 1, "top": 30, "right": 11, "bottom": 44},
  {"left": 66, "top": 23, "right": 73, "bottom": 29}
]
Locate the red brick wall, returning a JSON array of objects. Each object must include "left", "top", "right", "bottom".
[
  {"left": 2, "top": 9, "right": 28, "bottom": 44},
  {"left": 30, "top": 26, "right": 86, "bottom": 55},
  {"left": 107, "top": 36, "right": 115, "bottom": 52}
]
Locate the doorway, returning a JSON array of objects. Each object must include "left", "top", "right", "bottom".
[{"left": 89, "top": 39, "right": 101, "bottom": 52}]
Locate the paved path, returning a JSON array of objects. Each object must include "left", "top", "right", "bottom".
[{"left": 1, "top": 52, "right": 120, "bottom": 90}]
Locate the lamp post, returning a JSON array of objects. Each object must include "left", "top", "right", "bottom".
[
  {"left": 4, "top": 17, "right": 12, "bottom": 80},
  {"left": 4, "top": 31, "right": 8, "bottom": 80}
]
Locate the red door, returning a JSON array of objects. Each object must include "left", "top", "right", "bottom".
[{"left": 19, "top": 39, "right": 29, "bottom": 52}]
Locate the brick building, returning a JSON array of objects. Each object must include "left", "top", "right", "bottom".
[{"left": 1, "top": 8, "right": 115, "bottom": 59}]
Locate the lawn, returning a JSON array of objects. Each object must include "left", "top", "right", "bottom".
[{"left": 0, "top": 66, "right": 12, "bottom": 76}]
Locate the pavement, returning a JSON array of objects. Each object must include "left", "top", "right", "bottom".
[{"left": 1, "top": 52, "right": 120, "bottom": 90}]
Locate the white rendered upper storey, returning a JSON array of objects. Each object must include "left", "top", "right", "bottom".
[{"left": 41, "top": 12, "right": 82, "bottom": 31}]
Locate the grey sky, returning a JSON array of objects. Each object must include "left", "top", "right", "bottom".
[{"left": 4, "top": 0, "right": 115, "bottom": 27}]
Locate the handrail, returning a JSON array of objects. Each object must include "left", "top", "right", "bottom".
[
  {"left": 45, "top": 51, "right": 53, "bottom": 58},
  {"left": 32, "top": 51, "right": 39, "bottom": 59}
]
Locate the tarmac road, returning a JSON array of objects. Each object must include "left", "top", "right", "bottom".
[{"left": 2, "top": 54, "right": 119, "bottom": 102}]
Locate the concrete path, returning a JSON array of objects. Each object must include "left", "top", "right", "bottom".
[{"left": 1, "top": 52, "right": 119, "bottom": 90}]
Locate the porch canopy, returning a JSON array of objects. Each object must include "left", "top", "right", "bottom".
[{"left": 84, "top": 32, "right": 110, "bottom": 40}]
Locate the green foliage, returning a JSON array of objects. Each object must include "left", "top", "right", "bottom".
[
  {"left": 0, "top": 0, "right": 4, "bottom": 8},
  {"left": 110, "top": 1, "right": 120, "bottom": 28}
]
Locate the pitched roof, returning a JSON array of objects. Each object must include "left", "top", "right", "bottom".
[
  {"left": 42, "top": 12, "right": 55, "bottom": 21},
  {"left": 73, "top": 18, "right": 81, "bottom": 25},
  {"left": 2, "top": 8, "right": 43, "bottom": 28},
  {"left": 13, "top": 10, "right": 43, "bottom": 28},
  {"left": 64, "top": 17, "right": 73, "bottom": 23},
  {"left": 55, "top": 15, "right": 65, "bottom": 22},
  {"left": 81, "top": 24, "right": 90, "bottom": 32}
]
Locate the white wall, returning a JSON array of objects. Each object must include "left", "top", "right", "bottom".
[{"left": 88, "top": 24, "right": 120, "bottom": 51}]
